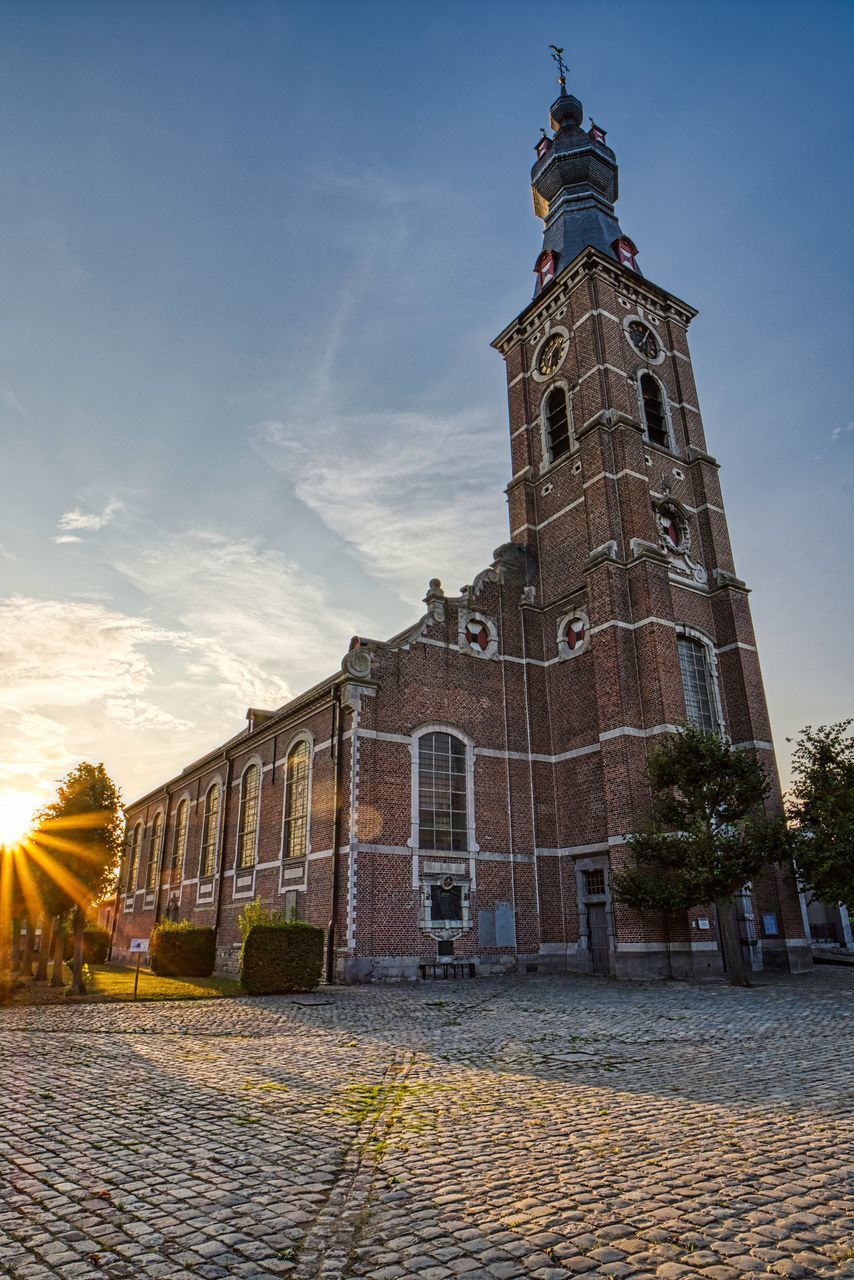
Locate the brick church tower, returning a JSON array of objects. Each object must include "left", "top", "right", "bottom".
[{"left": 114, "top": 68, "right": 810, "bottom": 982}]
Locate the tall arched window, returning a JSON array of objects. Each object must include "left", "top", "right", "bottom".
[
  {"left": 544, "top": 387, "right": 571, "bottom": 462},
  {"left": 237, "top": 765, "right": 260, "bottom": 870},
  {"left": 172, "top": 799, "right": 189, "bottom": 874},
  {"left": 418, "top": 731, "right": 468, "bottom": 852},
  {"left": 126, "top": 823, "right": 142, "bottom": 895},
  {"left": 639, "top": 373, "right": 668, "bottom": 448},
  {"left": 677, "top": 635, "right": 718, "bottom": 732},
  {"left": 200, "top": 784, "right": 221, "bottom": 878},
  {"left": 283, "top": 741, "right": 310, "bottom": 858},
  {"left": 146, "top": 811, "right": 164, "bottom": 892}
]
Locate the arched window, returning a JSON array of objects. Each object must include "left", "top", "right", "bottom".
[
  {"left": 418, "top": 731, "right": 468, "bottom": 852},
  {"left": 172, "top": 799, "right": 189, "bottom": 874},
  {"left": 639, "top": 373, "right": 668, "bottom": 448},
  {"left": 677, "top": 635, "right": 718, "bottom": 732},
  {"left": 146, "top": 811, "right": 164, "bottom": 892},
  {"left": 236, "top": 764, "right": 260, "bottom": 870},
  {"left": 199, "top": 784, "right": 221, "bottom": 878},
  {"left": 126, "top": 823, "right": 142, "bottom": 895},
  {"left": 283, "top": 741, "right": 310, "bottom": 858},
  {"left": 544, "top": 387, "right": 571, "bottom": 462}
]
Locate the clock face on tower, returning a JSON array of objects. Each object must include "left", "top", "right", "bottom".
[
  {"left": 537, "top": 333, "right": 567, "bottom": 377},
  {"left": 627, "top": 321, "right": 659, "bottom": 360}
]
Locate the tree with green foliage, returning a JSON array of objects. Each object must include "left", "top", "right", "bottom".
[
  {"left": 34, "top": 763, "right": 123, "bottom": 995},
  {"left": 612, "top": 724, "right": 788, "bottom": 986},
  {"left": 786, "top": 721, "right": 854, "bottom": 909}
]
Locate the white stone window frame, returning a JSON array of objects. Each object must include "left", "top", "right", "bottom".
[
  {"left": 170, "top": 790, "right": 193, "bottom": 879},
  {"left": 124, "top": 821, "right": 144, "bottom": 911},
  {"left": 143, "top": 807, "right": 166, "bottom": 909},
  {"left": 634, "top": 366, "right": 676, "bottom": 454},
  {"left": 676, "top": 625, "right": 726, "bottom": 736},
  {"left": 197, "top": 775, "right": 225, "bottom": 906},
  {"left": 556, "top": 608, "right": 591, "bottom": 660},
  {"left": 622, "top": 313, "right": 666, "bottom": 366},
  {"left": 408, "top": 723, "right": 480, "bottom": 856},
  {"left": 530, "top": 323, "right": 571, "bottom": 384},
  {"left": 538, "top": 379, "right": 577, "bottom": 472},
  {"left": 458, "top": 610, "right": 499, "bottom": 660},
  {"left": 278, "top": 731, "right": 314, "bottom": 893},
  {"left": 233, "top": 754, "right": 264, "bottom": 899}
]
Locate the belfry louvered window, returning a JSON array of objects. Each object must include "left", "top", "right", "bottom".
[
  {"left": 126, "top": 823, "right": 142, "bottom": 894},
  {"left": 200, "top": 784, "right": 220, "bottom": 878},
  {"left": 237, "top": 765, "right": 260, "bottom": 870},
  {"left": 146, "top": 811, "right": 164, "bottom": 892},
  {"left": 172, "top": 799, "right": 189, "bottom": 874},
  {"left": 283, "top": 741, "right": 310, "bottom": 858},
  {"left": 678, "top": 636, "right": 717, "bottom": 732},
  {"left": 418, "top": 732, "right": 468, "bottom": 852},
  {"left": 640, "top": 373, "right": 668, "bottom": 448},
  {"left": 544, "top": 387, "right": 571, "bottom": 462}
]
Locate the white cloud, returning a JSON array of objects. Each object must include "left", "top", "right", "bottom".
[
  {"left": 114, "top": 529, "right": 369, "bottom": 689},
  {"left": 57, "top": 497, "right": 123, "bottom": 534},
  {"left": 256, "top": 410, "right": 508, "bottom": 605},
  {"left": 0, "top": 541, "right": 15, "bottom": 560},
  {"left": 52, "top": 534, "right": 84, "bottom": 545}
]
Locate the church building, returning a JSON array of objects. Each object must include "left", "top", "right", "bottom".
[{"left": 113, "top": 70, "right": 810, "bottom": 982}]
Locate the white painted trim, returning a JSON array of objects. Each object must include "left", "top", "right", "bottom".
[
  {"left": 583, "top": 467, "right": 648, "bottom": 490},
  {"left": 572, "top": 306, "right": 621, "bottom": 331},
  {"left": 733, "top": 740, "right": 774, "bottom": 751},
  {"left": 616, "top": 941, "right": 720, "bottom": 953},
  {"left": 537, "top": 841, "right": 609, "bottom": 857},
  {"left": 717, "top": 641, "right": 758, "bottom": 655},
  {"left": 475, "top": 742, "right": 600, "bottom": 764},
  {"left": 600, "top": 723, "right": 681, "bottom": 741}
]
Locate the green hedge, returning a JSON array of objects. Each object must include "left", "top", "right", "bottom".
[
  {"left": 150, "top": 922, "right": 216, "bottom": 977},
  {"left": 241, "top": 922, "right": 324, "bottom": 996}
]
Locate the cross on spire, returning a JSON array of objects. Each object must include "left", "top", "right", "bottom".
[{"left": 549, "top": 44, "right": 568, "bottom": 87}]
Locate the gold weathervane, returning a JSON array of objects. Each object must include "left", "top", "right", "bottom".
[{"left": 549, "top": 45, "right": 568, "bottom": 87}]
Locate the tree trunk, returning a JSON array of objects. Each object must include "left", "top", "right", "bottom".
[
  {"left": 20, "top": 916, "right": 35, "bottom": 978},
  {"left": 50, "top": 923, "right": 66, "bottom": 987},
  {"left": 10, "top": 917, "right": 22, "bottom": 972},
  {"left": 714, "top": 896, "right": 750, "bottom": 987},
  {"left": 35, "top": 917, "right": 52, "bottom": 980},
  {"left": 68, "top": 907, "right": 87, "bottom": 996}
]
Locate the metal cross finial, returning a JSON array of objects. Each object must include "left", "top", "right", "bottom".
[{"left": 549, "top": 45, "right": 568, "bottom": 86}]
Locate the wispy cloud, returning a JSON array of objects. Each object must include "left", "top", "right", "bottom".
[
  {"left": 57, "top": 497, "right": 123, "bottom": 534},
  {"left": 52, "top": 534, "right": 84, "bottom": 545},
  {"left": 830, "top": 421, "right": 854, "bottom": 441},
  {"left": 255, "top": 410, "right": 507, "bottom": 605},
  {"left": 0, "top": 541, "right": 15, "bottom": 561}
]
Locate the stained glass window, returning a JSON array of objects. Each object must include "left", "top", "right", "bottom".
[
  {"left": 200, "top": 784, "right": 220, "bottom": 878},
  {"left": 172, "top": 799, "right": 189, "bottom": 874},
  {"left": 237, "top": 765, "right": 260, "bottom": 870},
  {"left": 283, "top": 742, "right": 310, "bottom": 858},
  {"left": 678, "top": 636, "right": 717, "bottom": 732},
  {"left": 418, "top": 732, "right": 468, "bottom": 852}
]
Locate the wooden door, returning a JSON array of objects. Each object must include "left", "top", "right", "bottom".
[{"left": 587, "top": 903, "right": 610, "bottom": 974}]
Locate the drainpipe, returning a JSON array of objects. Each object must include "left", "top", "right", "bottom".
[{"left": 326, "top": 684, "right": 346, "bottom": 984}]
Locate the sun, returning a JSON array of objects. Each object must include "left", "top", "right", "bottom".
[{"left": 0, "top": 791, "right": 42, "bottom": 848}]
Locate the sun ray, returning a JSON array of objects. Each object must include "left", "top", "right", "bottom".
[{"left": 22, "top": 839, "right": 95, "bottom": 912}]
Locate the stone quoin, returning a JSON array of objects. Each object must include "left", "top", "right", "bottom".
[{"left": 113, "top": 69, "right": 811, "bottom": 983}]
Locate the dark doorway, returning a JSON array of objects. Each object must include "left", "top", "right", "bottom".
[{"left": 587, "top": 903, "right": 610, "bottom": 974}]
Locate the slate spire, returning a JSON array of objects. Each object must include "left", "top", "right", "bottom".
[{"left": 531, "top": 68, "right": 638, "bottom": 296}]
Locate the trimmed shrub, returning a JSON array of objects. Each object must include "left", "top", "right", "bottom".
[
  {"left": 241, "top": 922, "right": 324, "bottom": 996},
  {"left": 150, "top": 922, "right": 216, "bottom": 977}
]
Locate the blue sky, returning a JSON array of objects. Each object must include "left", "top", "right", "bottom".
[{"left": 0, "top": 0, "right": 852, "bottom": 811}]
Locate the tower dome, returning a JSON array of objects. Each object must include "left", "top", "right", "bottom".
[{"left": 531, "top": 80, "right": 637, "bottom": 296}]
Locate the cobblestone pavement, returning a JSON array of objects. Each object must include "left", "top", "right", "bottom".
[{"left": 2, "top": 970, "right": 852, "bottom": 1280}]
